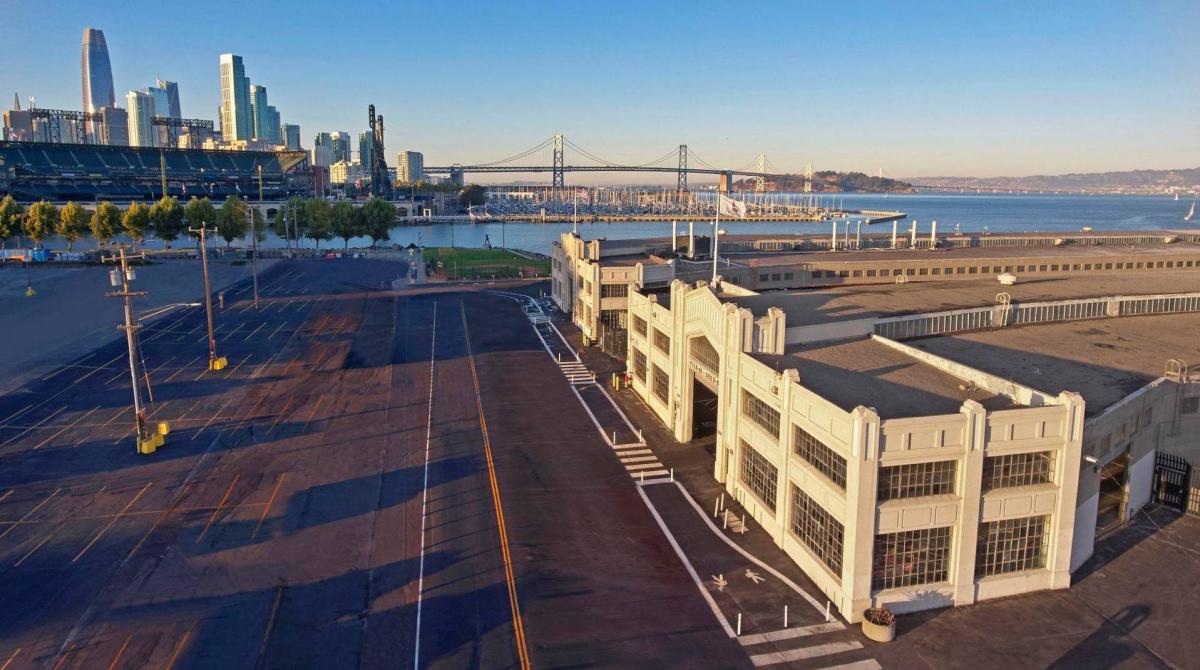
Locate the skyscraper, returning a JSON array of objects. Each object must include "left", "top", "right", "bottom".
[
  {"left": 329, "top": 131, "right": 352, "bottom": 163},
  {"left": 219, "top": 54, "right": 253, "bottom": 141},
  {"left": 266, "top": 106, "right": 282, "bottom": 145},
  {"left": 125, "top": 90, "right": 156, "bottom": 147},
  {"left": 358, "top": 131, "right": 374, "bottom": 168},
  {"left": 398, "top": 151, "right": 424, "bottom": 183},
  {"left": 81, "top": 28, "right": 116, "bottom": 114},
  {"left": 153, "top": 79, "right": 181, "bottom": 118},
  {"left": 99, "top": 106, "right": 128, "bottom": 146},
  {"left": 282, "top": 124, "right": 301, "bottom": 150},
  {"left": 250, "top": 85, "right": 270, "bottom": 141}
]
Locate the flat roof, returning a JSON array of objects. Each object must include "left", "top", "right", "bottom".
[
  {"left": 743, "top": 241, "right": 1200, "bottom": 267},
  {"left": 729, "top": 271, "right": 1200, "bottom": 327},
  {"left": 911, "top": 312, "right": 1200, "bottom": 416},
  {"left": 752, "top": 337, "right": 1017, "bottom": 419}
]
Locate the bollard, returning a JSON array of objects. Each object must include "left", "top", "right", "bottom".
[
  {"left": 723, "top": 510, "right": 729, "bottom": 530},
  {"left": 719, "top": 493, "right": 725, "bottom": 512},
  {"left": 784, "top": 605, "right": 789, "bottom": 628},
  {"left": 670, "top": 467, "right": 674, "bottom": 482},
  {"left": 736, "top": 612, "right": 742, "bottom": 636},
  {"left": 825, "top": 600, "right": 832, "bottom": 623},
  {"left": 557, "top": 352, "right": 561, "bottom": 362},
  {"left": 741, "top": 514, "right": 746, "bottom": 534},
  {"left": 612, "top": 431, "right": 617, "bottom": 443},
  {"left": 640, "top": 470, "right": 644, "bottom": 483},
  {"left": 713, "top": 497, "right": 720, "bottom": 518}
]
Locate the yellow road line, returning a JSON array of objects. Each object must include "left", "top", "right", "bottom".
[
  {"left": 73, "top": 482, "right": 153, "bottom": 563},
  {"left": 460, "top": 302, "right": 531, "bottom": 670},
  {"left": 105, "top": 634, "right": 132, "bottom": 670},
  {"left": 0, "top": 488, "right": 61, "bottom": 541},
  {"left": 164, "top": 631, "right": 191, "bottom": 670},
  {"left": 14, "top": 533, "right": 53, "bottom": 567},
  {"left": 252, "top": 474, "right": 287, "bottom": 540},
  {"left": 196, "top": 475, "right": 239, "bottom": 542}
]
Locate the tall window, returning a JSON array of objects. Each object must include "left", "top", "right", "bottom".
[
  {"left": 600, "top": 283, "right": 629, "bottom": 298},
  {"left": 790, "top": 485, "right": 844, "bottom": 574},
  {"left": 740, "top": 440, "right": 778, "bottom": 512},
  {"left": 976, "top": 515, "right": 1050, "bottom": 576},
  {"left": 651, "top": 364, "right": 669, "bottom": 403},
  {"left": 794, "top": 426, "right": 846, "bottom": 490},
  {"left": 741, "top": 390, "right": 780, "bottom": 438},
  {"left": 872, "top": 527, "right": 952, "bottom": 591},
  {"left": 982, "top": 452, "right": 1055, "bottom": 491},
  {"left": 877, "top": 460, "right": 957, "bottom": 501},
  {"left": 632, "top": 315, "right": 648, "bottom": 337},
  {"left": 653, "top": 329, "right": 671, "bottom": 354},
  {"left": 631, "top": 349, "right": 647, "bottom": 382},
  {"left": 690, "top": 336, "right": 719, "bottom": 374}
]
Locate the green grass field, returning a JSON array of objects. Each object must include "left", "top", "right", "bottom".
[{"left": 423, "top": 247, "right": 550, "bottom": 280}]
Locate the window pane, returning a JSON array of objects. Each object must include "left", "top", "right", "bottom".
[
  {"left": 794, "top": 426, "right": 846, "bottom": 490},
  {"left": 976, "top": 515, "right": 1050, "bottom": 576},
  {"left": 982, "top": 452, "right": 1055, "bottom": 491},
  {"left": 877, "top": 460, "right": 957, "bottom": 501},
  {"left": 790, "top": 485, "right": 843, "bottom": 574},
  {"left": 741, "top": 390, "right": 780, "bottom": 438},
  {"left": 872, "top": 527, "right": 952, "bottom": 591},
  {"left": 740, "top": 440, "right": 778, "bottom": 512}
]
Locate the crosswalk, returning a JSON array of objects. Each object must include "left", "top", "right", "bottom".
[
  {"left": 738, "top": 621, "right": 881, "bottom": 669},
  {"left": 612, "top": 443, "right": 669, "bottom": 480},
  {"left": 557, "top": 359, "right": 594, "bottom": 385}
]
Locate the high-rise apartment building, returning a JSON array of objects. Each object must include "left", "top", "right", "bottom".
[
  {"left": 99, "top": 106, "right": 128, "bottom": 146},
  {"left": 125, "top": 90, "right": 156, "bottom": 147},
  {"left": 219, "top": 54, "right": 253, "bottom": 141},
  {"left": 358, "top": 131, "right": 374, "bottom": 169},
  {"left": 266, "top": 106, "right": 282, "bottom": 145},
  {"left": 81, "top": 28, "right": 116, "bottom": 114},
  {"left": 398, "top": 151, "right": 424, "bottom": 183},
  {"left": 329, "top": 132, "right": 352, "bottom": 163},
  {"left": 250, "top": 85, "right": 271, "bottom": 142},
  {"left": 283, "top": 124, "right": 301, "bottom": 150}
]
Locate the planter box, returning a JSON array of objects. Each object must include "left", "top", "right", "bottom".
[{"left": 862, "top": 610, "right": 896, "bottom": 643}]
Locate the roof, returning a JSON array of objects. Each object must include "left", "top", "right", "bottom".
[
  {"left": 728, "top": 271, "right": 1200, "bottom": 327},
  {"left": 911, "top": 312, "right": 1200, "bottom": 416},
  {"left": 743, "top": 241, "right": 1200, "bottom": 267},
  {"left": 752, "top": 337, "right": 1017, "bottom": 419}
]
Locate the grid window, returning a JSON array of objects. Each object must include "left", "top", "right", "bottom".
[
  {"left": 690, "top": 336, "right": 720, "bottom": 374},
  {"left": 741, "top": 390, "right": 780, "bottom": 438},
  {"left": 1181, "top": 397, "right": 1200, "bottom": 414},
  {"left": 872, "top": 527, "right": 952, "bottom": 591},
  {"left": 790, "top": 485, "right": 843, "bottom": 574},
  {"left": 653, "top": 329, "right": 671, "bottom": 354},
  {"left": 631, "top": 349, "right": 647, "bottom": 382},
  {"left": 651, "top": 364, "right": 669, "bottom": 402},
  {"left": 982, "top": 451, "right": 1055, "bottom": 491},
  {"left": 793, "top": 426, "right": 846, "bottom": 490},
  {"left": 740, "top": 440, "right": 778, "bottom": 512},
  {"left": 877, "top": 460, "right": 957, "bottom": 501},
  {"left": 976, "top": 515, "right": 1050, "bottom": 577},
  {"left": 632, "top": 315, "right": 647, "bottom": 337},
  {"left": 600, "top": 283, "right": 628, "bottom": 298}
]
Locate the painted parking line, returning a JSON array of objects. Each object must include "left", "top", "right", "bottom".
[
  {"left": 252, "top": 474, "right": 287, "bottom": 540},
  {"left": 33, "top": 406, "right": 101, "bottom": 450},
  {"left": 0, "top": 488, "right": 62, "bottom": 541},
  {"left": 813, "top": 660, "right": 882, "bottom": 670},
  {"left": 104, "top": 635, "right": 133, "bottom": 670},
  {"left": 72, "top": 482, "right": 153, "bottom": 563},
  {"left": 196, "top": 475, "right": 239, "bottom": 542},
  {"left": 163, "top": 355, "right": 203, "bottom": 383},
  {"left": 224, "top": 354, "right": 253, "bottom": 378},
  {"left": 0, "top": 407, "right": 67, "bottom": 449},
  {"left": 163, "top": 631, "right": 191, "bottom": 670},
  {"left": 71, "top": 353, "right": 125, "bottom": 386},
  {"left": 14, "top": 533, "right": 53, "bottom": 567},
  {"left": 192, "top": 398, "right": 234, "bottom": 441},
  {"left": 0, "top": 647, "right": 21, "bottom": 670},
  {"left": 738, "top": 622, "right": 845, "bottom": 646},
  {"left": 243, "top": 322, "right": 266, "bottom": 341},
  {"left": 748, "top": 641, "right": 864, "bottom": 667},
  {"left": 125, "top": 482, "right": 194, "bottom": 561}
]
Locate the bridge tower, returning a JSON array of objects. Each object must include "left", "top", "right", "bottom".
[
  {"left": 677, "top": 145, "right": 688, "bottom": 193},
  {"left": 754, "top": 154, "right": 766, "bottom": 192},
  {"left": 803, "top": 162, "right": 813, "bottom": 193},
  {"left": 552, "top": 133, "right": 565, "bottom": 188}
]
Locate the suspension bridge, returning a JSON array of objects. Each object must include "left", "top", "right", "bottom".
[{"left": 421, "top": 134, "right": 806, "bottom": 191}]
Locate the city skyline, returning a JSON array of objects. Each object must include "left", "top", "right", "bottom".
[{"left": 2, "top": 1, "right": 1197, "bottom": 184}]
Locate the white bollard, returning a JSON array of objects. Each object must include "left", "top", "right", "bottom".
[
  {"left": 741, "top": 514, "right": 746, "bottom": 534},
  {"left": 736, "top": 612, "right": 742, "bottom": 636},
  {"left": 784, "top": 605, "right": 789, "bottom": 628},
  {"left": 670, "top": 467, "right": 674, "bottom": 482},
  {"left": 640, "top": 470, "right": 644, "bottom": 483},
  {"left": 719, "top": 493, "right": 725, "bottom": 511},
  {"left": 825, "top": 600, "right": 832, "bottom": 623},
  {"left": 612, "top": 431, "right": 617, "bottom": 443},
  {"left": 714, "top": 497, "right": 720, "bottom": 518},
  {"left": 723, "top": 510, "right": 729, "bottom": 530}
]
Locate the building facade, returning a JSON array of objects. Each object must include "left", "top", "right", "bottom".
[
  {"left": 250, "top": 85, "right": 271, "bottom": 143},
  {"left": 398, "top": 151, "right": 424, "bottom": 183},
  {"left": 219, "top": 54, "right": 253, "bottom": 142},
  {"left": 124, "top": 90, "right": 156, "bottom": 148},
  {"left": 282, "top": 124, "right": 301, "bottom": 150},
  {"left": 81, "top": 28, "right": 116, "bottom": 114}
]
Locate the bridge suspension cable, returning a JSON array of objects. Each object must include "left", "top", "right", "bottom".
[
  {"left": 562, "top": 138, "right": 677, "bottom": 169},
  {"left": 469, "top": 136, "right": 556, "bottom": 167}
]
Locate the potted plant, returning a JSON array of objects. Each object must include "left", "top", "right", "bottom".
[{"left": 862, "top": 606, "right": 896, "bottom": 642}]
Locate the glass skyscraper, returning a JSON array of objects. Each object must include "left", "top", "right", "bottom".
[
  {"left": 81, "top": 28, "right": 116, "bottom": 114},
  {"left": 219, "top": 54, "right": 253, "bottom": 141}
]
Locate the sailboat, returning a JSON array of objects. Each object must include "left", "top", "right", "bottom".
[
  {"left": 1187, "top": 201, "right": 1196, "bottom": 222},
  {"left": 1174, "top": 192, "right": 1180, "bottom": 201}
]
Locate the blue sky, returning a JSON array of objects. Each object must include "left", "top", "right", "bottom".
[{"left": 2, "top": 0, "right": 1197, "bottom": 183}]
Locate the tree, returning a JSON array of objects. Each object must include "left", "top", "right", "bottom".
[
  {"left": 90, "top": 201, "right": 121, "bottom": 247},
  {"left": 181, "top": 197, "right": 215, "bottom": 244},
  {"left": 217, "top": 196, "right": 249, "bottom": 246},
  {"left": 361, "top": 197, "right": 396, "bottom": 247},
  {"left": 0, "top": 195, "right": 23, "bottom": 248},
  {"left": 250, "top": 208, "right": 268, "bottom": 244},
  {"left": 58, "top": 202, "right": 91, "bottom": 251},
  {"left": 458, "top": 184, "right": 487, "bottom": 208},
  {"left": 150, "top": 196, "right": 185, "bottom": 246},
  {"left": 273, "top": 196, "right": 305, "bottom": 249},
  {"left": 122, "top": 202, "right": 151, "bottom": 243},
  {"left": 330, "top": 200, "right": 361, "bottom": 250},
  {"left": 303, "top": 198, "right": 332, "bottom": 250},
  {"left": 24, "top": 201, "right": 57, "bottom": 248}
]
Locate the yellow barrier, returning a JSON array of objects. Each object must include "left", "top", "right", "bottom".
[
  {"left": 157, "top": 421, "right": 171, "bottom": 436},
  {"left": 137, "top": 432, "right": 164, "bottom": 455},
  {"left": 209, "top": 356, "right": 228, "bottom": 371}
]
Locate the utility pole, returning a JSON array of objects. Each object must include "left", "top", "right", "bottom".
[
  {"left": 247, "top": 207, "right": 260, "bottom": 309},
  {"left": 106, "top": 246, "right": 163, "bottom": 454},
  {"left": 189, "top": 224, "right": 226, "bottom": 371}
]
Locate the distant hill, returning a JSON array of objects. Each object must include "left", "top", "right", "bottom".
[
  {"left": 909, "top": 167, "right": 1200, "bottom": 195},
  {"left": 737, "top": 171, "right": 913, "bottom": 193}
]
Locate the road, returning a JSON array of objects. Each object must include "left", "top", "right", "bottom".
[{"left": 0, "top": 258, "right": 746, "bottom": 669}]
